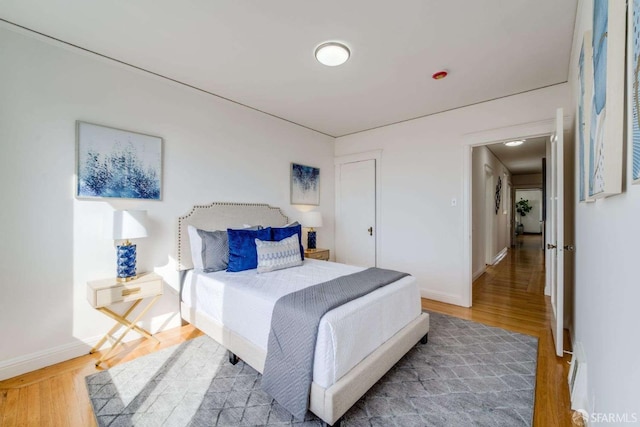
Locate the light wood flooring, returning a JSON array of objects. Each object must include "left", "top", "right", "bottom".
[{"left": 1, "top": 234, "right": 571, "bottom": 426}]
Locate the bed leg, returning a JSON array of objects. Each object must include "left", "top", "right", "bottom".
[
  {"left": 326, "top": 418, "right": 341, "bottom": 427},
  {"left": 420, "top": 333, "right": 428, "bottom": 344},
  {"left": 228, "top": 350, "right": 239, "bottom": 365}
]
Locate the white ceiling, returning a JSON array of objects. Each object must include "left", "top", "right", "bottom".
[
  {"left": 487, "top": 136, "right": 548, "bottom": 175},
  {"left": 0, "top": 0, "right": 577, "bottom": 137}
]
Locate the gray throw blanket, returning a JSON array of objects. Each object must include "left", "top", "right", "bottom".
[{"left": 262, "top": 267, "right": 410, "bottom": 420}]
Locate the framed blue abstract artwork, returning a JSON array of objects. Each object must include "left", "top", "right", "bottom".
[
  {"left": 76, "top": 121, "right": 162, "bottom": 200},
  {"left": 291, "top": 163, "right": 320, "bottom": 205},
  {"left": 629, "top": 0, "right": 640, "bottom": 184},
  {"left": 578, "top": 31, "right": 594, "bottom": 202},
  {"left": 588, "top": 0, "right": 624, "bottom": 198}
]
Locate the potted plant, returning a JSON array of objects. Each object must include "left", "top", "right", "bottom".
[
  {"left": 515, "top": 198, "right": 532, "bottom": 235},
  {"left": 516, "top": 199, "right": 532, "bottom": 217}
]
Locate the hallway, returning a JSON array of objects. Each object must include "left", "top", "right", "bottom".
[{"left": 422, "top": 234, "right": 573, "bottom": 426}]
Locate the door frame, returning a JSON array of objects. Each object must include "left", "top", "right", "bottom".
[
  {"left": 484, "top": 164, "right": 495, "bottom": 265},
  {"left": 462, "top": 116, "right": 572, "bottom": 307},
  {"left": 334, "top": 150, "right": 382, "bottom": 267}
]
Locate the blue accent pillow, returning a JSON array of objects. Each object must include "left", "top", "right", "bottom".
[
  {"left": 227, "top": 227, "right": 272, "bottom": 272},
  {"left": 271, "top": 223, "right": 304, "bottom": 260}
]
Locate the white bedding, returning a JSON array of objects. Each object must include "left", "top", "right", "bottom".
[{"left": 181, "top": 259, "right": 420, "bottom": 388}]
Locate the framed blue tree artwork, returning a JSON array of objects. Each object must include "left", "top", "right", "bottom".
[
  {"left": 76, "top": 121, "right": 162, "bottom": 200},
  {"left": 629, "top": 0, "right": 640, "bottom": 184},
  {"left": 290, "top": 163, "right": 320, "bottom": 205}
]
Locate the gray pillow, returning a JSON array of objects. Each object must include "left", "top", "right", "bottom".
[{"left": 197, "top": 229, "right": 229, "bottom": 272}]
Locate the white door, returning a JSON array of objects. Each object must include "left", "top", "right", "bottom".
[
  {"left": 546, "top": 108, "right": 564, "bottom": 357},
  {"left": 335, "top": 159, "right": 376, "bottom": 267}
]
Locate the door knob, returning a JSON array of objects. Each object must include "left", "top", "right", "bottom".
[
  {"left": 564, "top": 244, "right": 575, "bottom": 251},
  {"left": 368, "top": 227, "right": 373, "bottom": 236},
  {"left": 547, "top": 243, "right": 557, "bottom": 249}
]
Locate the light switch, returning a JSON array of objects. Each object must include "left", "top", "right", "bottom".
[{"left": 451, "top": 198, "right": 457, "bottom": 207}]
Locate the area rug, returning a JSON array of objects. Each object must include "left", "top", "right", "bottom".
[{"left": 86, "top": 313, "right": 538, "bottom": 426}]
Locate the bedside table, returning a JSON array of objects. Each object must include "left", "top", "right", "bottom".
[
  {"left": 87, "top": 272, "right": 163, "bottom": 366},
  {"left": 304, "top": 248, "right": 330, "bottom": 261}
]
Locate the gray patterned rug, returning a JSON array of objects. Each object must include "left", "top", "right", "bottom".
[{"left": 86, "top": 313, "right": 538, "bottom": 427}]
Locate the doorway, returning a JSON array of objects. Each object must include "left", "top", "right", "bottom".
[
  {"left": 334, "top": 150, "right": 382, "bottom": 267},
  {"left": 470, "top": 135, "right": 548, "bottom": 293}
]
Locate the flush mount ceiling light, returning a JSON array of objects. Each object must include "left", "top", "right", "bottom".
[
  {"left": 504, "top": 140, "right": 525, "bottom": 147},
  {"left": 315, "top": 42, "right": 350, "bottom": 66}
]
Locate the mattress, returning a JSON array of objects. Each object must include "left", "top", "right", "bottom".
[{"left": 181, "top": 259, "right": 420, "bottom": 388}]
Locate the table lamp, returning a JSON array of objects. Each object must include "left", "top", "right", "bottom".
[
  {"left": 302, "top": 211, "right": 323, "bottom": 249},
  {"left": 108, "top": 210, "right": 148, "bottom": 282}
]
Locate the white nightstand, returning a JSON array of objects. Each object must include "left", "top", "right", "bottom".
[{"left": 87, "top": 272, "right": 163, "bottom": 366}]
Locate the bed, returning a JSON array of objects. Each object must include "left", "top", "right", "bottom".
[{"left": 177, "top": 202, "right": 430, "bottom": 426}]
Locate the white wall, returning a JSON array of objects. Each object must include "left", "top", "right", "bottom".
[
  {"left": 472, "top": 146, "right": 511, "bottom": 279},
  {"left": 515, "top": 189, "right": 543, "bottom": 233},
  {"left": 0, "top": 26, "right": 335, "bottom": 379},
  {"left": 335, "top": 83, "right": 571, "bottom": 307},
  {"left": 567, "top": 0, "right": 640, "bottom": 418}
]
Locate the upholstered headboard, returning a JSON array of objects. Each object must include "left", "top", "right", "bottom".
[{"left": 177, "top": 202, "right": 288, "bottom": 271}]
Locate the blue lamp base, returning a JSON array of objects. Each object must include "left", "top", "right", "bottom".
[
  {"left": 116, "top": 243, "right": 137, "bottom": 282},
  {"left": 307, "top": 230, "right": 317, "bottom": 249}
]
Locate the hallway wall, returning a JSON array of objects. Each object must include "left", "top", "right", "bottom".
[
  {"left": 512, "top": 173, "right": 543, "bottom": 188},
  {"left": 472, "top": 146, "right": 511, "bottom": 279},
  {"left": 567, "top": 0, "right": 640, "bottom": 417}
]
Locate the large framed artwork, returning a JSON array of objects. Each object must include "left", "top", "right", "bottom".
[
  {"left": 629, "top": 0, "right": 640, "bottom": 184},
  {"left": 76, "top": 121, "right": 162, "bottom": 200},
  {"left": 290, "top": 163, "right": 320, "bottom": 205},
  {"left": 578, "top": 31, "right": 594, "bottom": 202},
  {"left": 588, "top": 0, "right": 624, "bottom": 198}
]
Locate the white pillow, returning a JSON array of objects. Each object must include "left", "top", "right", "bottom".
[
  {"left": 255, "top": 234, "right": 303, "bottom": 274},
  {"left": 187, "top": 225, "right": 204, "bottom": 270}
]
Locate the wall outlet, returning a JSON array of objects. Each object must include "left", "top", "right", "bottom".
[{"left": 451, "top": 198, "right": 457, "bottom": 207}]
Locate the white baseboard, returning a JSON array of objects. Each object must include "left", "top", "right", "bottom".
[
  {"left": 420, "top": 288, "right": 468, "bottom": 307},
  {"left": 0, "top": 339, "right": 95, "bottom": 381},
  {"left": 473, "top": 267, "right": 486, "bottom": 281},
  {"left": 0, "top": 313, "right": 182, "bottom": 381},
  {"left": 490, "top": 247, "right": 508, "bottom": 265},
  {"left": 569, "top": 342, "right": 590, "bottom": 418}
]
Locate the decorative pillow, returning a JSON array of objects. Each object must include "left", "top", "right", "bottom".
[
  {"left": 255, "top": 234, "right": 303, "bottom": 273},
  {"left": 197, "top": 229, "right": 229, "bottom": 272},
  {"left": 227, "top": 227, "right": 272, "bottom": 272},
  {"left": 188, "top": 224, "right": 260, "bottom": 271},
  {"left": 187, "top": 225, "right": 204, "bottom": 270},
  {"left": 271, "top": 222, "right": 304, "bottom": 260}
]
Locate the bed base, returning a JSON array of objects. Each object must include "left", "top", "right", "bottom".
[{"left": 181, "top": 302, "right": 429, "bottom": 426}]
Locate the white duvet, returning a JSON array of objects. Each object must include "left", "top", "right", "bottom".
[{"left": 181, "top": 259, "right": 420, "bottom": 388}]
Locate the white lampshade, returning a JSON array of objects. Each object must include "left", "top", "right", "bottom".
[
  {"left": 302, "top": 211, "right": 323, "bottom": 228},
  {"left": 108, "top": 210, "right": 148, "bottom": 240}
]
